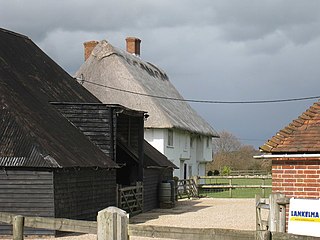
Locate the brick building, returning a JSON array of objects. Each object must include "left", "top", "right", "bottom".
[{"left": 259, "top": 101, "right": 320, "bottom": 199}]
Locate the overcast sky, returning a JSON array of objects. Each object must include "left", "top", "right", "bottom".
[{"left": 2, "top": 0, "right": 320, "bottom": 148}]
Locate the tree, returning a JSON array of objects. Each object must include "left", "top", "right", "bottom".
[
  {"left": 206, "top": 130, "right": 271, "bottom": 174},
  {"left": 212, "top": 131, "right": 241, "bottom": 153}
]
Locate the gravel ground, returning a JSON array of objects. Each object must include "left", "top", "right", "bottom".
[{"left": 1, "top": 198, "right": 268, "bottom": 240}]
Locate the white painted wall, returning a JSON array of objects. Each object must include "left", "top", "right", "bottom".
[{"left": 144, "top": 128, "right": 213, "bottom": 179}]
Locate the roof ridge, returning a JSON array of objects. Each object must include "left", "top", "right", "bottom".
[{"left": 0, "top": 28, "right": 29, "bottom": 39}]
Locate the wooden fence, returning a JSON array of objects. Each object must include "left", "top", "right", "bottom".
[
  {"left": 229, "top": 170, "right": 270, "bottom": 176},
  {"left": 1, "top": 196, "right": 319, "bottom": 240},
  {"left": 196, "top": 175, "right": 272, "bottom": 198},
  {"left": 117, "top": 182, "right": 143, "bottom": 216},
  {"left": 0, "top": 207, "right": 124, "bottom": 240},
  {"left": 176, "top": 178, "right": 199, "bottom": 199},
  {"left": 255, "top": 193, "right": 290, "bottom": 240}
]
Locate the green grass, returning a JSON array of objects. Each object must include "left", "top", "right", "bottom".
[{"left": 199, "top": 178, "right": 272, "bottom": 198}]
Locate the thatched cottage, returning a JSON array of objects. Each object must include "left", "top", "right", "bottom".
[{"left": 75, "top": 38, "right": 219, "bottom": 178}]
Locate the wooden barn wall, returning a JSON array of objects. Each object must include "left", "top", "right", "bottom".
[
  {"left": 143, "top": 168, "right": 174, "bottom": 212},
  {"left": 54, "top": 168, "right": 116, "bottom": 220},
  {"left": 0, "top": 169, "right": 55, "bottom": 235},
  {"left": 116, "top": 113, "right": 144, "bottom": 181},
  {"left": 143, "top": 169, "right": 160, "bottom": 212},
  {"left": 53, "top": 104, "right": 115, "bottom": 160},
  {"left": 116, "top": 114, "right": 141, "bottom": 153}
]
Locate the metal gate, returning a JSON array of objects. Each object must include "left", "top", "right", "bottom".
[{"left": 117, "top": 182, "right": 143, "bottom": 216}]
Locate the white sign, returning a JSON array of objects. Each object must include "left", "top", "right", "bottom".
[{"left": 288, "top": 198, "right": 320, "bottom": 237}]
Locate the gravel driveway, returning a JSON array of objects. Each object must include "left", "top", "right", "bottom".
[{"left": 2, "top": 198, "right": 267, "bottom": 240}]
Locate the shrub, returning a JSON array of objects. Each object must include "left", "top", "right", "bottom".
[{"left": 221, "top": 166, "right": 231, "bottom": 176}]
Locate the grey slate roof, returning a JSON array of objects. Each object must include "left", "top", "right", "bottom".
[
  {"left": 0, "top": 28, "right": 117, "bottom": 169},
  {"left": 75, "top": 40, "right": 219, "bottom": 137}
]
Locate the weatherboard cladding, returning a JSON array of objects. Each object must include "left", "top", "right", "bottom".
[
  {"left": 53, "top": 168, "right": 117, "bottom": 221},
  {"left": 0, "top": 168, "right": 117, "bottom": 235},
  {"left": 0, "top": 170, "right": 55, "bottom": 235},
  {"left": 52, "top": 103, "right": 115, "bottom": 159},
  {"left": 143, "top": 168, "right": 174, "bottom": 212},
  {"left": 0, "top": 28, "right": 116, "bottom": 169},
  {"left": 75, "top": 40, "right": 218, "bottom": 137},
  {"left": 260, "top": 101, "right": 320, "bottom": 153}
]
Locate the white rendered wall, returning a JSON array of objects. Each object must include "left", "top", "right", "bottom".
[
  {"left": 144, "top": 129, "right": 165, "bottom": 154},
  {"left": 144, "top": 128, "right": 213, "bottom": 179}
]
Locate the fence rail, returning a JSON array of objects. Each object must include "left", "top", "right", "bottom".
[
  {"left": 229, "top": 170, "right": 270, "bottom": 176},
  {"left": 1, "top": 196, "right": 318, "bottom": 240},
  {"left": 177, "top": 178, "right": 198, "bottom": 199},
  {"left": 197, "top": 175, "right": 272, "bottom": 198}
]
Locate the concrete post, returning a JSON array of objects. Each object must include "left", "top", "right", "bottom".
[{"left": 97, "top": 207, "right": 129, "bottom": 240}]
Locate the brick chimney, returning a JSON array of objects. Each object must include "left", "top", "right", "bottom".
[
  {"left": 83, "top": 41, "right": 99, "bottom": 61},
  {"left": 126, "top": 37, "right": 141, "bottom": 56}
]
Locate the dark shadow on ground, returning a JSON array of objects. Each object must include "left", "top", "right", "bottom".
[{"left": 129, "top": 198, "right": 213, "bottom": 224}]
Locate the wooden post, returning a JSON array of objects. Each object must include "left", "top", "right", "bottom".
[
  {"left": 262, "top": 178, "right": 265, "bottom": 198},
  {"left": 255, "top": 195, "right": 261, "bottom": 231},
  {"left": 116, "top": 184, "right": 119, "bottom": 208},
  {"left": 13, "top": 215, "right": 24, "bottom": 240},
  {"left": 229, "top": 178, "right": 232, "bottom": 198},
  {"left": 255, "top": 230, "right": 270, "bottom": 240},
  {"left": 279, "top": 204, "right": 286, "bottom": 233},
  {"left": 192, "top": 176, "right": 199, "bottom": 197},
  {"left": 97, "top": 207, "right": 129, "bottom": 240},
  {"left": 269, "top": 193, "right": 284, "bottom": 232}
]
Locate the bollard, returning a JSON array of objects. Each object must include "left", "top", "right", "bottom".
[
  {"left": 97, "top": 207, "right": 129, "bottom": 240},
  {"left": 13, "top": 215, "right": 24, "bottom": 240}
]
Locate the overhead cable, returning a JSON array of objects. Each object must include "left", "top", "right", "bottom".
[{"left": 78, "top": 79, "right": 320, "bottom": 104}]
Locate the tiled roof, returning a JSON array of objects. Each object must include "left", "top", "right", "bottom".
[{"left": 260, "top": 101, "right": 320, "bottom": 153}]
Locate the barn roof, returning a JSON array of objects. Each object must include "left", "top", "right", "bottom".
[
  {"left": 75, "top": 40, "right": 219, "bottom": 137},
  {"left": 0, "top": 28, "right": 117, "bottom": 168},
  {"left": 144, "top": 141, "right": 178, "bottom": 169},
  {"left": 260, "top": 100, "right": 320, "bottom": 153}
]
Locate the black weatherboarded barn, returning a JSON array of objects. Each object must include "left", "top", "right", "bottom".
[
  {"left": 0, "top": 28, "right": 118, "bottom": 235},
  {"left": 0, "top": 28, "right": 177, "bottom": 235},
  {"left": 51, "top": 102, "right": 178, "bottom": 213}
]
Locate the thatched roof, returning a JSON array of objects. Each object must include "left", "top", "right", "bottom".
[{"left": 75, "top": 40, "right": 218, "bottom": 137}]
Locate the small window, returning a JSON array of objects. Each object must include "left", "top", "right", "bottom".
[
  {"left": 168, "top": 129, "right": 173, "bottom": 146},
  {"left": 190, "top": 137, "right": 194, "bottom": 148}
]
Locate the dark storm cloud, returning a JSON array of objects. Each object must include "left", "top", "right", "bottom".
[{"left": 2, "top": 0, "right": 320, "bottom": 148}]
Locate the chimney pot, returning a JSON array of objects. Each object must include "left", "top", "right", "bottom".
[
  {"left": 126, "top": 37, "right": 141, "bottom": 56},
  {"left": 83, "top": 41, "right": 99, "bottom": 61}
]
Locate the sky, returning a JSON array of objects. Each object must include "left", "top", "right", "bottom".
[{"left": 2, "top": 0, "right": 320, "bottom": 148}]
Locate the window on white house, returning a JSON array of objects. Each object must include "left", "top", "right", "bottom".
[
  {"left": 206, "top": 137, "right": 210, "bottom": 148},
  {"left": 190, "top": 137, "right": 194, "bottom": 148},
  {"left": 184, "top": 133, "right": 188, "bottom": 149},
  {"left": 168, "top": 129, "right": 173, "bottom": 146}
]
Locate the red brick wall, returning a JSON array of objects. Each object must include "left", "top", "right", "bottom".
[{"left": 272, "top": 158, "right": 320, "bottom": 198}]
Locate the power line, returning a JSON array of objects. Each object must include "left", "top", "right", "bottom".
[{"left": 78, "top": 79, "right": 320, "bottom": 104}]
